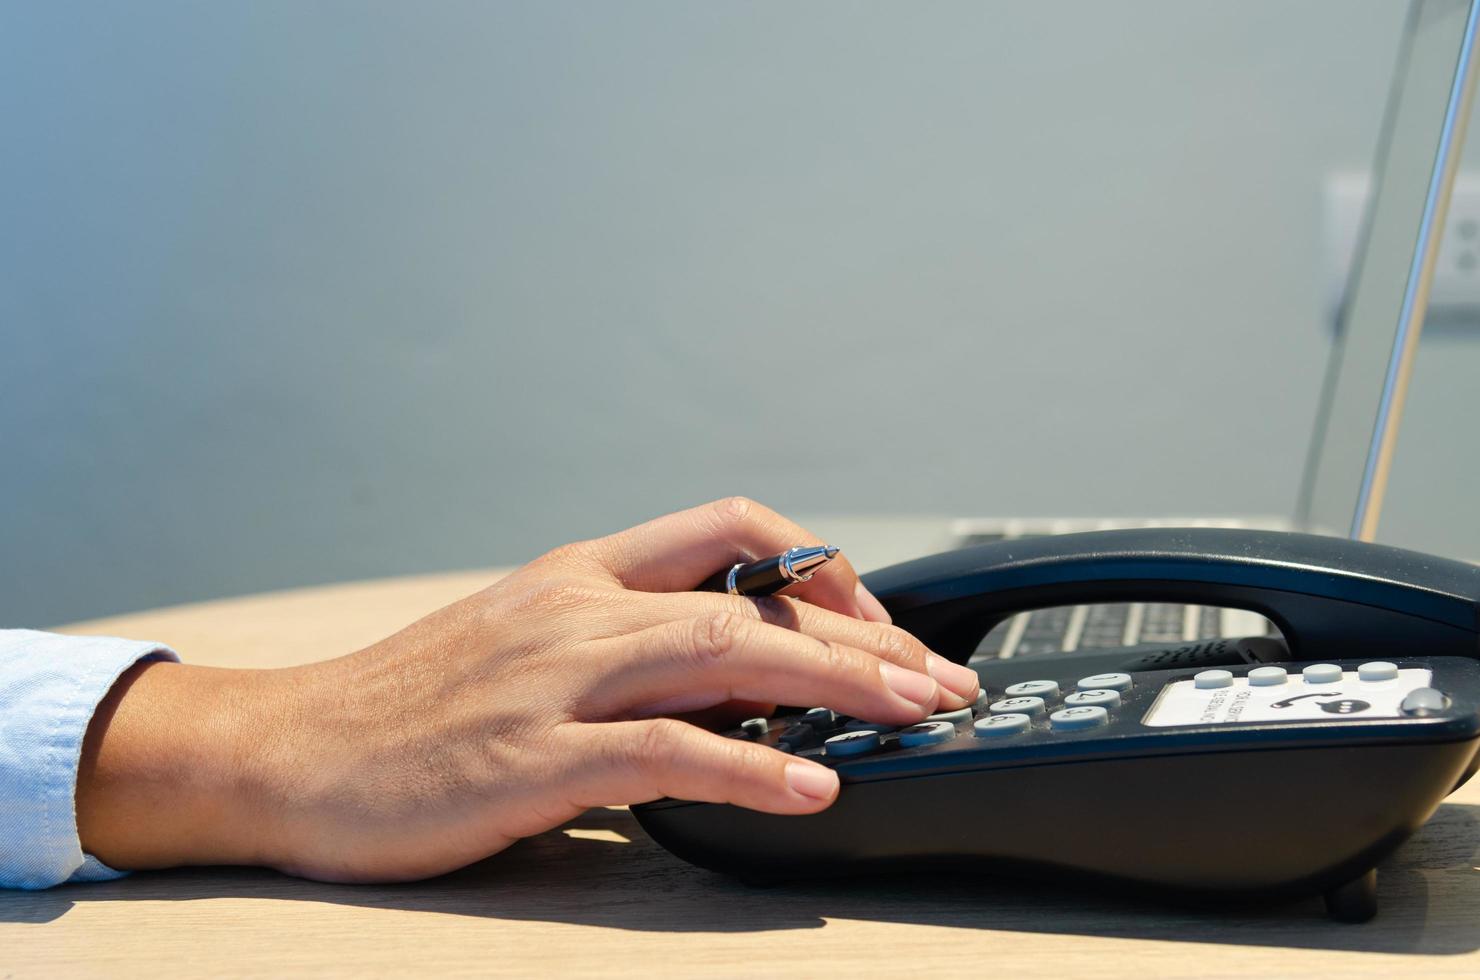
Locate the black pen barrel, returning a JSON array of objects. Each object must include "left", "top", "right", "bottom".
[
  {"left": 728, "top": 555, "right": 790, "bottom": 596},
  {"left": 696, "top": 555, "right": 788, "bottom": 595}
]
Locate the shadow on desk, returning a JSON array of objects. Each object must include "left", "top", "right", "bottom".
[{"left": 5, "top": 802, "right": 1479, "bottom": 955}]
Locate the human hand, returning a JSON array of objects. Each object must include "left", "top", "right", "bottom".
[{"left": 76, "top": 498, "right": 979, "bottom": 882}]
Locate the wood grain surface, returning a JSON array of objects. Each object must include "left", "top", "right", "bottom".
[{"left": 2, "top": 572, "right": 1478, "bottom": 977}]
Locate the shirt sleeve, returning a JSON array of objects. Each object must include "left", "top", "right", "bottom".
[{"left": 0, "top": 628, "right": 180, "bottom": 889}]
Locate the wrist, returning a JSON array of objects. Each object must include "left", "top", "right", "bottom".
[{"left": 76, "top": 659, "right": 291, "bottom": 871}]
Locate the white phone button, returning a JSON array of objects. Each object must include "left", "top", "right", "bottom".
[
  {"left": 1064, "top": 689, "right": 1121, "bottom": 710},
  {"left": 1358, "top": 661, "right": 1399, "bottom": 682},
  {"left": 1077, "top": 672, "right": 1133, "bottom": 693},
  {"left": 1303, "top": 663, "right": 1344, "bottom": 685},
  {"left": 1194, "top": 669, "right": 1233, "bottom": 689},
  {"left": 1004, "top": 680, "right": 1060, "bottom": 700},
  {"left": 824, "top": 730, "right": 880, "bottom": 758},
  {"left": 740, "top": 717, "right": 770, "bottom": 738},
  {"left": 1247, "top": 666, "right": 1288, "bottom": 687},
  {"left": 1050, "top": 705, "right": 1109, "bottom": 731},
  {"left": 897, "top": 721, "right": 957, "bottom": 747},
  {"left": 974, "top": 713, "right": 1031, "bottom": 738},
  {"left": 989, "top": 696, "right": 1047, "bottom": 718}
]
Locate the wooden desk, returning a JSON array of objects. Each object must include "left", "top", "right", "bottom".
[{"left": 4, "top": 572, "right": 1479, "bottom": 976}]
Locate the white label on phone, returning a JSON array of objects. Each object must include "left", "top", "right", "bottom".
[{"left": 1142, "top": 668, "right": 1433, "bottom": 727}]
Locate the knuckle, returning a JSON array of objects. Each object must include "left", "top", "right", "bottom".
[
  {"left": 633, "top": 718, "right": 684, "bottom": 774},
  {"left": 533, "top": 541, "right": 594, "bottom": 571},
  {"left": 689, "top": 611, "right": 743, "bottom": 663},
  {"left": 507, "top": 580, "right": 605, "bottom": 617},
  {"left": 874, "top": 627, "right": 922, "bottom": 667},
  {"left": 712, "top": 496, "right": 756, "bottom": 524},
  {"left": 820, "top": 639, "right": 858, "bottom": 678}
]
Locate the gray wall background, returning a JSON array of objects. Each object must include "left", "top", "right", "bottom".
[{"left": 3, "top": 0, "right": 1477, "bottom": 628}]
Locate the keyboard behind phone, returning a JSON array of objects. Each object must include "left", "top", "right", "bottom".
[{"left": 956, "top": 524, "right": 1274, "bottom": 662}]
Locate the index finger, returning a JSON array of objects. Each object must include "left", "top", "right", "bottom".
[{"left": 583, "top": 497, "right": 891, "bottom": 623}]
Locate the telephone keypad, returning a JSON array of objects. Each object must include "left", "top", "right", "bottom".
[{"left": 722, "top": 660, "right": 1458, "bottom": 769}]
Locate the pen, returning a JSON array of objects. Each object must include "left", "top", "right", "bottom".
[{"left": 698, "top": 545, "right": 840, "bottom": 597}]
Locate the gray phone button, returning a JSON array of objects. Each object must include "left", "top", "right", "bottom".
[
  {"left": 1303, "top": 663, "right": 1344, "bottom": 685},
  {"left": 801, "top": 707, "right": 839, "bottom": 728},
  {"left": 1194, "top": 669, "right": 1233, "bottom": 689},
  {"left": 1358, "top": 661, "right": 1399, "bottom": 682},
  {"left": 1400, "top": 688, "right": 1450, "bottom": 717},
  {"left": 1078, "top": 672, "right": 1133, "bottom": 693},
  {"left": 1005, "top": 680, "right": 1060, "bottom": 700},
  {"left": 927, "top": 707, "right": 974, "bottom": 726},
  {"left": 974, "top": 713, "right": 1031, "bottom": 738},
  {"left": 1247, "top": 666, "right": 1288, "bottom": 687},
  {"left": 824, "top": 730, "right": 880, "bottom": 757},
  {"left": 989, "top": 696, "right": 1047, "bottom": 718},
  {"left": 897, "top": 721, "right": 958, "bottom": 747},
  {"left": 1050, "top": 705, "right": 1109, "bottom": 731},
  {"left": 777, "top": 725, "right": 812, "bottom": 748},
  {"left": 740, "top": 717, "right": 770, "bottom": 738},
  {"left": 1064, "top": 689, "right": 1121, "bottom": 710}
]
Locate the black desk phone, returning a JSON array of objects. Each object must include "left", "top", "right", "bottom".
[{"left": 633, "top": 529, "right": 1480, "bottom": 922}]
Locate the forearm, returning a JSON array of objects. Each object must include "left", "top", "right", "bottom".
[{"left": 75, "top": 660, "right": 286, "bottom": 871}]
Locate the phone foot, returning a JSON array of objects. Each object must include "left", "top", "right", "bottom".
[{"left": 1324, "top": 869, "right": 1378, "bottom": 923}]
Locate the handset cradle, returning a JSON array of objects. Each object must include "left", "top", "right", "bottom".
[{"left": 861, "top": 528, "right": 1480, "bottom": 665}]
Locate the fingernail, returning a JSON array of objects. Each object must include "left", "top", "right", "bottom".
[
  {"left": 927, "top": 653, "right": 981, "bottom": 701},
  {"left": 879, "top": 661, "right": 938, "bottom": 708},
  {"left": 785, "top": 762, "right": 840, "bottom": 801},
  {"left": 854, "top": 582, "right": 892, "bottom": 624}
]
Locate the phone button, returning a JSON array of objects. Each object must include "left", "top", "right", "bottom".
[
  {"left": 801, "top": 707, "right": 840, "bottom": 730},
  {"left": 1078, "top": 672, "right": 1133, "bottom": 693},
  {"left": 824, "top": 730, "right": 880, "bottom": 758},
  {"left": 974, "top": 713, "right": 1031, "bottom": 738},
  {"left": 1399, "top": 688, "right": 1449, "bottom": 717},
  {"left": 1050, "top": 705, "right": 1109, "bottom": 731},
  {"left": 1064, "top": 689, "right": 1121, "bottom": 710},
  {"left": 1247, "top": 666, "right": 1288, "bottom": 687},
  {"left": 897, "top": 721, "right": 958, "bottom": 747},
  {"left": 927, "top": 707, "right": 974, "bottom": 726},
  {"left": 1004, "top": 680, "right": 1060, "bottom": 700},
  {"left": 1358, "top": 661, "right": 1399, "bottom": 682},
  {"left": 740, "top": 718, "right": 770, "bottom": 738},
  {"left": 1303, "top": 663, "right": 1344, "bottom": 685},
  {"left": 1194, "top": 669, "right": 1234, "bottom": 689},
  {"left": 777, "top": 724, "right": 814, "bottom": 749},
  {"left": 989, "top": 696, "right": 1047, "bottom": 718}
]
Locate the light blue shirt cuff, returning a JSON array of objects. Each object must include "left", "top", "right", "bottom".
[{"left": 0, "top": 629, "right": 181, "bottom": 889}]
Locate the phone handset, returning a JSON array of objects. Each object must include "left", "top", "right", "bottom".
[{"left": 861, "top": 528, "right": 1480, "bottom": 665}]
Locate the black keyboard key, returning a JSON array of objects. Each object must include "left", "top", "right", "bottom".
[
  {"left": 1139, "top": 603, "right": 1187, "bottom": 643},
  {"left": 1078, "top": 603, "right": 1133, "bottom": 649}
]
